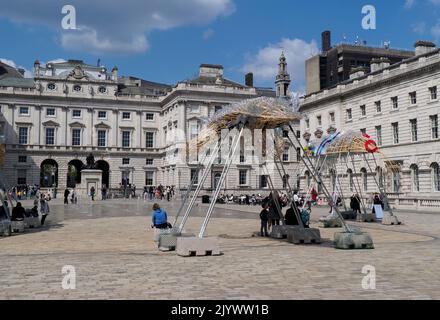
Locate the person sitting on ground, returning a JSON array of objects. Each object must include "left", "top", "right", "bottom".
[
  {"left": 31, "top": 204, "right": 39, "bottom": 218},
  {"left": 151, "top": 203, "right": 169, "bottom": 230},
  {"left": 259, "top": 203, "right": 269, "bottom": 237},
  {"left": 11, "top": 202, "right": 26, "bottom": 221}
]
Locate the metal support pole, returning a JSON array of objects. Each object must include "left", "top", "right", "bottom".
[
  {"left": 199, "top": 127, "right": 244, "bottom": 238},
  {"left": 287, "top": 125, "right": 351, "bottom": 233},
  {"left": 264, "top": 166, "right": 286, "bottom": 226},
  {"left": 172, "top": 149, "right": 211, "bottom": 227},
  {"left": 349, "top": 153, "right": 369, "bottom": 215},
  {"left": 363, "top": 153, "right": 394, "bottom": 216},
  {"left": 178, "top": 141, "right": 221, "bottom": 233}
]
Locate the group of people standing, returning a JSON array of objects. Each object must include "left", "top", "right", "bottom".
[
  {"left": 143, "top": 185, "right": 175, "bottom": 202},
  {"left": 259, "top": 192, "right": 311, "bottom": 237}
]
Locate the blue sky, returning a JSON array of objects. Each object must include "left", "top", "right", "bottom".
[{"left": 1, "top": 0, "right": 439, "bottom": 92}]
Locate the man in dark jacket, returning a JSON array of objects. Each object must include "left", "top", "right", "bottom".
[
  {"left": 64, "top": 189, "right": 70, "bottom": 205},
  {"left": 11, "top": 202, "right": 25, "bottom": 221},
  {"left": 259, "top": 203, "right": 269, "bottom": 237}
]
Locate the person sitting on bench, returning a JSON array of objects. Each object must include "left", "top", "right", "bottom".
[{"left": 11, "top": 202, "right": 26, "bottom": 221}]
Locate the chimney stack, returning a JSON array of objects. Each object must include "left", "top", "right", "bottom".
[
  {"left": 414, "top": 40, "right": 436, "bottom": 56},
  {"left": 17, "top": 68, "right": 25, "bottom": 77},
  {"left": 245, "top": 72, "right": 254, "bottom": 87},
  {"left": 322, "top": 30, "right": 331, "bottom": 52},
  {"left": 111, "top": 66, "right": 118, "bottom": 81}
]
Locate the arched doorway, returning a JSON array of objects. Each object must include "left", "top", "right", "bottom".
[
  {"left": 40, "top": 159, "right": 58, "bottom": 187},
  {"left": 95, "top": 160, "right": 110, "bottom": 188},
  {"left": 67, "top": 160, "right": 84, "bottom": 188}
]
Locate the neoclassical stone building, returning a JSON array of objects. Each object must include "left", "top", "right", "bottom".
[
  {"left": 299, "top": 41, "right": 440, "bottom": 212},
  {"left": 0, "top": 55, "right": 301, "bottom": 195}
]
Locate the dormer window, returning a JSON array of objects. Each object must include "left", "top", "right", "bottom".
[
  {"left": 98, "top": 86, "right": 107, "bottom": 94},
  {"left": 47, "top": 83, "right": 56, "bottom": 91},
  {"left": 73, "top": 85, "right": 82, "bottom": 92}
]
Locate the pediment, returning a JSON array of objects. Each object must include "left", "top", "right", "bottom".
[
  {"left": 42, "top": 120, "right": 60, "bottom": 127},
  {"left": 94, "top": 121, "right": 111, "bottom": 129},
  {"left": 69, "top": 121, "right": 85, "bottom": 128}
]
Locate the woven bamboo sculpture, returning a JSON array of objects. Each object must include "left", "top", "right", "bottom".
[{"left": 188, "top": 97, "right": 301, "bottom": 154}]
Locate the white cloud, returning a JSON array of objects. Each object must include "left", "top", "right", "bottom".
[
  {"left": 46, "top": 59, "right": 67, "bottom": 65},
  {"left": 0, "top": 0, "right": 235, "bottom": 54},
  {"left": 0, "top": 58, "right": 33, "bottom": 78},
  {"left": 431, "top": 21, "right": 440, "bottom": 40},
  {"left": 404, "top": 0, "right": 416, "bottom": 9},
  {"left": 241, "top": 38, "right": 319, "bottom": 91},
  {"left": 412, "top": 22, "right": 426, "bottom": 34},
  {"left": 203, "top": 28, "right": 215, "bottom": 40}
]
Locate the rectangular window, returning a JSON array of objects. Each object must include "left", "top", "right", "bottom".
[
  {"left": 346, "top": 108, "right": 352, "bottom": 121},
  {"left": 72, "top": 129, "right": 81, "bottom": 146},
  {"left": 146, "top": 113, "right": 154, "bottom": 121},
  {"left": 283, "top": 147, "right": 289, "bottom": 162},
  {"left": 46, "top": 108, "right": 56, "bottom": 116},
  {"left": 429, "top": 86, "right": 438, "bottom": 100},
  {"left": 410, "top": 119, "right": 418, "bottom": 142},
  {"left": 260, "top": 175, "right": 268, "bottom": 188},
  {"left": 97, "top": 130, "right": 106, "bottom": 147},
  {"left": 393, "top": 172, "right": 400, "bottom": 193},
  {"left": 190, "top": 124, "right": 198, "bottom": 140},
  {"left": 360, "top": 105, "right": 366, "bottom": 117},
  {"left": 146, "top": 132, "right": 154, "bottom": 148},
  {"left": 296, "top": 130, "right": 301, "bottom": 139},
  {"left": 375, "top": 101, "right": 382, "bottom": 113},
  {"left": 329, "top": 112, "right": 335, "bottom": 123},
  {"left": 146, "top": 158, "right": 153, "bottom": 165},
  {"left": 305, "top": 119, "right": 310, "bottom": 129},
  {"left": 17, "top": 169, "right": 26, "bottom": 185},
  {"left": 375, "top": 126, "right": 382, "bottom": 146},
  {"left": 122, "top": 131, "right": 130, "bottom": 148},
  {"left": 145, "top": 172, "right": 154, "bottom": 186},
  {"left": 122, "top": 112, "right": 131, "bottom": 120},
  {"left": 190, "top": 169, "right": 199, "bottom": 185},
  {"left": 18, "top": 127, "right": 28, "bottom": 144},
  {"left": 431, "top": 115, "right": 439, "bottom": 139},
  {"left": 45, "top": 128, "right": 55, "bottom": 145},
  {"left": 283, "top": 130, "right": 289, "bottom": 138},
  {"left": 239, "top": 170, "right": 247, "bottom": 185},
  {"left": 19, "top": 106, "right": 29, "bottom": 115},
  {"left": 18, "top": 155, "right": 27, "bottom": 163},
  {"left": 391, "top": 96, "right": 399, "bottom": 109},
  {"left": 72, "top": 110, "right": 81, "bottom": 118},
  {"left": 122, "top": 158, "right": 130, "bottom": 165},
  {"left": 296, "top": 147, "right": 301, "bottom": 162},
  {"left": 392, "top": 122, "right": 399, "bottom": 144},
  {"left": 98, "top": 111, "right": 107, "bottom": 119},
  {"left": 409, "top": 92, "right": 417, "bottom": 105}
]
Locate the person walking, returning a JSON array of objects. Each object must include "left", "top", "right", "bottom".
[
  {"left": 259, "top": 203, "right": 269, "bottom": 237},
  {"left": 90, "top": 186, "right": 96, "bottom": 201},
  {"left": 40, "top": 193, "right": 50, "bottom": 226},
  {"left": 64, "top": 188, "right": 70, "bottom": 205}
]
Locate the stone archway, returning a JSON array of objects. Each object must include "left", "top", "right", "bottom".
[
  {"left": 67, "top": 159, "right": 84, "bottom": 188},
  {"left": 40, "top": 159, "right": 58, "bottom": 187},
  {"left": 95, "top": 160, "right": 110, "bottom": 188}
]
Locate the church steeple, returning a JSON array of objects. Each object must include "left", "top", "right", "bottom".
[{"left": 275, "top": 51, "right": 291, "bottom": 98}]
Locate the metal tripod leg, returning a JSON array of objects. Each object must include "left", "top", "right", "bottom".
[
  {"left": 199, "top": 127, "right": 244, "bottom": 238},
  {"left": 287, "top": 125, "right": 351, "bottom": 233},
  {"left": 178, "top": 141, "right": 222, "bottom": 233},
  {"left": 172, "top": 149, "right": 211, "bottom": 227}
]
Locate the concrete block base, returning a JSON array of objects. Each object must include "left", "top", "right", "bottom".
[
  {"left": 11, "top": 220, "right": 25, "bottom": 233},
  {"left": 287, "top": 227, "right": 321, "bottom": 244},
  {"left": 270, "top": 225, "right": 290, "bottom": 239},
  {"left": 158, "top": 232, "right": 194, "bottom": 252},
  {"left": 357, "top": 213, "right": 376, "bottom": 223},
  {"left": 176, "top": 237, "right": 221, "bottom": 257},
  {"left": 319, "top": 216, "right": 343, "bottom": 228},
  {"left": 334, "top": 231, "right": 374, "bottom": 250},
  {"left": 382, "top": 214, "right": 402, "bottom": 226},
  {"left": 341, "top": 210, "right": 357, "bottom": 220},
  {"left": 24, "top": 217, "right": 40, "bottom": 228}
]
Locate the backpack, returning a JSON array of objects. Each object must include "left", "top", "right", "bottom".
[{"left": 300, "top": 209, "right": 310, "bottom": 225}]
